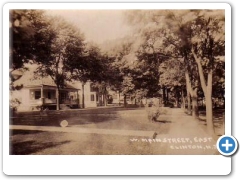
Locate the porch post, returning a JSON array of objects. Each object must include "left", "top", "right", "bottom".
[
  {"left": 76, "top": 91, "right": 79, "bottom": 108},
  {"left": 41, "top": 85, "right": 44, "bottom": 105},
  {"left": 82, "top": 83, "right": 85, "bottom": 109}
]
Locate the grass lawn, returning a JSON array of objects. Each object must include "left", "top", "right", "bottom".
[{"left": 10, "top": 107, "right": 171, "bottom": 155}]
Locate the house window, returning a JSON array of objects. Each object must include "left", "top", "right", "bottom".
[
  {"left": 35, "top": 91, "right": 41, "bottom": 99},
  {"left": 91, "top": 94, "right": 95, "bottom": 101},
  {"left": 47, "top": 92, "right": 51, "bottom": 99},
  {"left": 96, "top": 95, "right": 98, "bottom": 102}
]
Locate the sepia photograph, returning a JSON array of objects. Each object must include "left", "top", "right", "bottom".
[{"left": 9, "top": 8, "right": 225, "bottom": 155}]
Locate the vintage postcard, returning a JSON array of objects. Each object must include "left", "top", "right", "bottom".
[{"left": 3, "top": 2, "right": 232, "bottom": 175}]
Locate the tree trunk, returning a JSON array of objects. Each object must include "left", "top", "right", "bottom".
[
  {"left": 182, "top": 96, "right": 185, "bottom": 109},
  {"left": 162, "top": 86, "right": 165, "bottom": 107},
  {"left": 82, "top": 84, "right": 85, "bottom": 108},
  {"left": 191, "top": 88, "right": 199, "bottom": 118},
  {"left": 191, "top": 49, "right": 215, "bottom": 134},
  {"left": 181, "top": 88, "right": 185, "bottom": 109},
  {"left": 56, "top": 88, "right": 60, "bottom": 110},
  {"left": 166, "top": 88, "right": 169, "bottom": 102},
  {"left": 175, "top": 88, "right": 179, "bottom": 108},
  {"left": 185, "top": 71, "right": 192, "bottom": 114},
  {"left": 185, "top": 70, "right": 199, "bottom": 117},
  {"left": 206, "top": 92, "right": 214, "bottom": 135},
  {"left": 175, "top": 99, "right": 178, "bottom": 108},
  {"left": 124, "top": 95, "right": 127, "bottom": 107},
  {"left": 118, "top": 91, "right": 121, "bottom": 106},
  {"left": 104, "top": 94, "right": 107, "bottom": 106},
  {"left": 187, "top": 93, "right": 191, "bottom": 114},
  {"left": 206, "top": 70, "right": 214, "bottom": 135},
  {"left": 101, "top": 95, "right": 104, "bottom": 106}
]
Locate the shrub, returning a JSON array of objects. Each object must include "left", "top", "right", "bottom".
[
  {"left": 145, "top": 102, "right": 168, "bottom": 122},
  {"left": 10, "top": 98, "right": 21, "bottom": 110}
]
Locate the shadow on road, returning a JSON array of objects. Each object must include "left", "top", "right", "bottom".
[{"left": 10, "top": 130, "right": 43, "bottom": 136}]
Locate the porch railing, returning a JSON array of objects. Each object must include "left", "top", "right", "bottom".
[
  {"left": 61, "top": 99, "right": 79, "bottom": 105},
  {"left": 30, "top": 98, "right": 57, "bottom": 105},
  {"left": 44, "top": 98, "right": 57, "bottom": 104},
  {"left": 30, "top": 98, "right": 78, "bottom": 105}
]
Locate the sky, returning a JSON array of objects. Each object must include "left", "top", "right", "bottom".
[{"left": 46, "top": 10, "right": 134, "bottom": 45}]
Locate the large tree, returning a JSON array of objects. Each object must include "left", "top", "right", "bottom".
[
  {"left": 9, "top": 9, "right": 54, "bottom": 88},
  {"left": 190, "top": 10, "right": 225, "bottom": 134},
  {"left": 66, "top": 42, "right": 115, "bottom": 108},
  {"left": 34, "top": 15, "right": 86, "bottom": 110},
  {"left": 108, "top": 35, "right": 164, "bottom": 105}
]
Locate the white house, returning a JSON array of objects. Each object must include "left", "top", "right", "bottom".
[{"left": 11, "top": 66, "right": 101, "bottom": 111}]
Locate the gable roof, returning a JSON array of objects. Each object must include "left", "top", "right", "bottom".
[{"left": 13, "top": 64, "right": 81, "bottom": 90}]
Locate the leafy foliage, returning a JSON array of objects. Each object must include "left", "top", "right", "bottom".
[{"left": 10, "top": 10, "right": 52, "bottom": 71}]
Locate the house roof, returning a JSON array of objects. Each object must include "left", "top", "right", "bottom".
[
  {"left": 13, "top": 65, "right": 81, "bottom": 90},
  {"left": 14, "top": 75, "right": 80, "bottom": 90}
]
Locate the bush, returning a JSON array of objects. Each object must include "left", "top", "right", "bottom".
[
  {"left": 145, "top": 102, "right": 168, "bottom": 122},
  {"left": 10, "top": 98, "right": 21, "bottom": 112}
]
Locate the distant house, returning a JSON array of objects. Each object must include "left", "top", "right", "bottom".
[
  {"left": 82, "top": 81, "right": 102, "bottom": 108},
  {"left": 108, "top": 90, "right": 121, "bottom": 104},
  {"left": 11, "top": 65, "right": 102, "bottom": 111}
]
